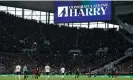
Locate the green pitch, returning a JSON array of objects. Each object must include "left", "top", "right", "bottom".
[{"left": 0, "top": 75, "right": 133, "bottom": 80}]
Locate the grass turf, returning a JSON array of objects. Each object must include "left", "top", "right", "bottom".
[{"left": 0, "top": 75, "right": 133, "bottom": 80}]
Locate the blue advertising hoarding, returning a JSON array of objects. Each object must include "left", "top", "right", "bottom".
[{"left": 54, "top": 1, "right": 111, "bottom": 23}]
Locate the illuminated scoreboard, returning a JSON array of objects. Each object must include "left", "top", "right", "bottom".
[{"left": 54, "top": 1, "right": 112, "bottom": 23}]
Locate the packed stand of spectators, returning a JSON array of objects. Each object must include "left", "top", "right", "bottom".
[
  {"left": 116, "top": 56, "right": 133, "bottom": 75},
  {"left": 119, "top": 28, "right": 133, "bottom": 42},
  {"left": 0, "top": 11, "right": 133, "bottom": 74}
]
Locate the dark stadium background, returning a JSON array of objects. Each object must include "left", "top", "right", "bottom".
[{"left": 0, "top": 1, "right": 133, "bottom": 76}]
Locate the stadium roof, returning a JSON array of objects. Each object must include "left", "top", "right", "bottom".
[
  {"left": 0, "top": 1, "right": 133, "bottom": 25},
  {"left": 0, "top": 1, "right": 54, "bottom": 12},
  {"left": 0, "top": 1, "right": 133, "bottom": 14}
]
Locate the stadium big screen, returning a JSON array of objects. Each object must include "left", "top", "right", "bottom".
[{"left": 54, "top": 1, "right": 112, "bottom": 23}]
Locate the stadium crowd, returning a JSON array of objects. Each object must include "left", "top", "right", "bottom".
[
  {"left": 116, "top": 56, "right": 133, "bottom": 75},
  {"left": 0, "top": 11, "right": 133, "bottom": 74}
]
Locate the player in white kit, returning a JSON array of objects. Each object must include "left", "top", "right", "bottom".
[
  {"left": 15, "top": 65, "right": 21, "bottom": 80},
  {"left": 45, "top": 64, "right": 50, "bottom": 80},
  {"left": 60, "top": 67, "right": 65, "bottom": 80}
]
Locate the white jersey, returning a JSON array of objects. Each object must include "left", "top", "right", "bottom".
[
  {"left": 15, "top": 65, "right": 21, "bottom": 72},
  {"left": 60, "top": 67, "right": 65, "bottom": 73},
  {"left": 45, "top": 66, "right": 50, "bottom": 72}
]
